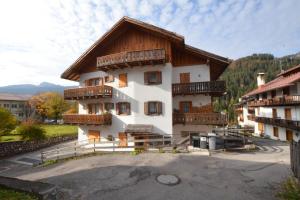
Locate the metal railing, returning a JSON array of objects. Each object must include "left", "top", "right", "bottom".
[
  {"left": 41, "top": 136, "right": 172, "bottom": 162},
  {"left": 64, "top": 85, "right": 113, "bottom": 100},
  {"left": 172, "top": 81, "right": 226, "bottom": 96}
]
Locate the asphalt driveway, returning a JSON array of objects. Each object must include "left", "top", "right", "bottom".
[{"left": 0, "top": 138, "right": 291, "bottom": 200}]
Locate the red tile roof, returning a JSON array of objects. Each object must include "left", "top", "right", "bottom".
[{"left": 243, "top": 70, "right": 300, "bottom": 97}]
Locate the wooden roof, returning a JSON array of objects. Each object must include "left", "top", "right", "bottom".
[{"left": 61, "top": 16, "right": 230, "bottom": 81}]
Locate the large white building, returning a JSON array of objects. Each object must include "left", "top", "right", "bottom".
[
  {"left": 61, "top": 17, "right": 230, "bottom": 148},
  {"left": 237, "top": 65, "right": 300, "bottom": 142}
]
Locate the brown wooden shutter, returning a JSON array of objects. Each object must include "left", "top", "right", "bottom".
[
  {"left": 157, "top": 71, "right": 162, "bottom": 84},
  {"left": 144, "top": 72, "right": 149, "bottom": 85},
  {"left": 144, "top": 102, "right": 149, "bottom": 115},
  {"left": 119, "top": 73, "right": 127, "bottom": 87},
  {"left": 157, "top": 101, "right": 162, "bottom": 114}
]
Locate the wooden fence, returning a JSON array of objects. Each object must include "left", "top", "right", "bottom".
[
  {"left": 290, "top": 140, "right": 300, "bottom": 181},
  {"left": 41, "top": 136, "right": 172, "bottom": 162}
]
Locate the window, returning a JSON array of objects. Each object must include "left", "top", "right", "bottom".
[
  {"left": 144, "top": 101, "right": 162, "bottom": 115},
  {"left": 19, "top": 104, "right": 24, "bottom": 108},
  {"left": 85, "top": 78, "right": 103, "bottom": 86},
  {"left": 271, "top": 90, "right": 276, "bottom": 98},
  {"left": 4, "top": 104, "right": 9, "bottom": 108},
  {"left": 144, "top": 71, "right": 162, "bottom": 85},
  {"left": 119, "top": 73, "right": 127, "bottom": 87},
  {"left": 273, "top": 127, "right": 278, "bottom": 137},
  {"left": 180, "top": 73, "right": 190, "bottom": 83},
  {"left": 87, "top": 103, "right": 103, "bottom": 114},
  {"left": 104, "top": 75, "right": 114, "bottom": 83},
  {"left": 116, "top": 102, "right": 130, "bottom": 115},
  {"left": 104, "top": 103, "right": 114, "bottom": 112},
  {"left": 179, "top": 101, "right": 192, "bottom": 113},
  {"left": 11, "top": 104, "right": 17, "bottom": 108}
]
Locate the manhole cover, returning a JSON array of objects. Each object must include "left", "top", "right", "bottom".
[
  {"left": 156, "top": 174, "right": 180, "bottom": 186},
  {"left": 17, "top": 157, "right": 41, "bottom": 165}
]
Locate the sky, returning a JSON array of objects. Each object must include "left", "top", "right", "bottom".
[{"left": 0, "top": 0, "right": 300, "bottom": 86}]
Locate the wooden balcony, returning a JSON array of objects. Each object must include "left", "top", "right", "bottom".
[
  {"left": 255, "top": 116, "right": 300, "bottom": 131},
  {"left": 64, "top": 85, "right": 112, "bottom": 100},
  {"left": 63, "top": 114, "right": 112, "bottom": 125},
  {"left": 172, "top": 81, "right": 226, "bottom": 96},
  {"left": 248, "top": 95, "right": 300, "bottom": 107},
  {"left": 173, "top": 112, "right": 227, "bottom": 125},
  {"left": 96, "top": 49, "right": 166, "bottom": 71}
]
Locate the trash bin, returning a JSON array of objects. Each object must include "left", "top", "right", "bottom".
[
  {"left": 200, "top": 137, "right": 207, "bottom": 149},
  {"left": 208, "top": 133, "right": 216, "bottom": 150},
  {"left": 192, "top": 136, "right": 200, "bottom": 148}
]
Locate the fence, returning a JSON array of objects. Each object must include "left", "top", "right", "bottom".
[
  {"left": 290, "top": 140, "right": 300, "bottom": 181},
  {"left": 41, "top": 135, "right": 172, "bottom": 162}
]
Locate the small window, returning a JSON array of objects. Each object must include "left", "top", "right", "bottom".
[
  {"left": 105, "top": 75, "right": 114, "bottom": 83},
  {"left": 119, "top": 73, "right": 127, "bottom": 87},
  {"left": 144, "top": 101, "right": 162, "bottom": 115},
  {"left": 116, "top": 102, "right": 130, "bottom": 115},
  {"left": 104, "top": 103, "right": 114, "bottom": 112},
  {"left": 144, "top": 71, "right": 162, "bottom": 85}
]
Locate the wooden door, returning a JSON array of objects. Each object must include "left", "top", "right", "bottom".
[
  {"left": 285, "top": 108, "right": 292, "bottom": 120},
  {"left": 119, "top": 132, "right": 127, "bottom": 147},
  {"left": 180, "top": 73, "right": 190, "bottom": 83},
  {"left": 258, "top": 123, "right": 264, "bottom": 134},
  {"left": 88, "top": 130, "right": 100, "bottom": 143},
  {"left": 286, "top": 130, "right": 293, "bottom": 142},
  {"left": 179, "top": 101, "right": 192, "bottom": 113},
  {"left": 273, "top": 127, "right": 278, "bottom": 137}
]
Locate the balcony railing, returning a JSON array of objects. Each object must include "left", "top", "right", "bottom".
[
  {"left": 63, "top": 114, "right": 112, "bottom": 125},
  {"left": 64, "top": 85, "right": 113, "bottom": 100},
  {"left": 255, "top": 116, "right": 300, "bottom": 131},
  {"left": 96, "top": 49, "right": 166, "bottom": 71},
  {"left": 173, "top": 113, "right": 227, "bottom": 125},
  {"left": 248, "top": 95, "right": 300, "bottom": 107},
  {"left": 172, "top": 81, "right": 226, "bottom": 96}
]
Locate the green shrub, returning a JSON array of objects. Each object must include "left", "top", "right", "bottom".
[
  {"left": 0, "top": 107, "right": 18, "bottom": 136},
  {"left": 277, "top": 177, "right": 300, "bottom": 200},
  {"left": 17, "top": 122, "right": 46, "bottom": 141},
  {"left": 130, "top": 149, "right": 143, "bottom": 156}
]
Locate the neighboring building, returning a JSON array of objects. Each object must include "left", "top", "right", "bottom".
[
  {"left": 61, "top": 17, "right": 230, "bottom": 148},
  {"left": 0, "top": 93, "right": 31, "bottom": 121},
  {"left": 238, "top": 64, "right": 300, "bottom": 142},
  {"left": 235, "top": 99, "right": 256, "bottom": 128}
]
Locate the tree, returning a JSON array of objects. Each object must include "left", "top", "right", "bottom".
[
  {"left": 29, "top": 92, "right": 70, "bottom": 122},
  {"left": 45, "top": 93, "right": 69, "bottom": 122},
  {"left": 0, "top": 107, "right": 18, "bottom": 136}
]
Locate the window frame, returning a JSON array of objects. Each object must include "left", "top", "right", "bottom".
[
  {"left": 116, "top": 102, "right": 130, "bottom": 115},
  {"left": 144, "top": 71, "right": 162, "bottom": 85},
  {"left": 144, "top": 101, "right": 162, "bottom": 115}
]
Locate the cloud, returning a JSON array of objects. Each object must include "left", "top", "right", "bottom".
[{"left": 0, "top": 0, "right": 299, "bottom": 86}]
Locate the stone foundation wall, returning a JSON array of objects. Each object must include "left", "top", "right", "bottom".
[{"left": 0, "top": 135, "right": 77, "bottom": 158}]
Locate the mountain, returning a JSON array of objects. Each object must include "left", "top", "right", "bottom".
[
  {"left": 0, "top": 82, "right": 76, "bottom": 95},
  {"left": 214, "top": 52, "right": 300, "bottom": 122}
]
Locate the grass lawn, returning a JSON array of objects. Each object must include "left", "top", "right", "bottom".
[
  {"left": 0, "top": 186, "right": 38, "bottom": 200},
  {"left": 0, "top": 125, "right": 77, "bottom": 142}
]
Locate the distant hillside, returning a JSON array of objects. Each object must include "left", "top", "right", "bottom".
[
  {"left": 0, "top": 82, "right": 76, "bottom": 95},
  {"left": 215, "top": 52, "right": 300, "bottom": 122}
]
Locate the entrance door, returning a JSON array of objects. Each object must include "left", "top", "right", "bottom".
[
  {"left": 119, "top": 132, "right": 128, "bottom": 147},
  {"left": 88, "top": 130, "right": 100, "bottom": 143},
  {"left": 180, "top": 73, "right": 190, "bottom": 83},
  {"left": 285, "top": 108, "right": 292, "bottom": 120},
  {"left": 258, "top": 123, "right": 264, "bottom": 136},
  {"left": 286, "top": 130, "right": 293, "bottom": 142}
]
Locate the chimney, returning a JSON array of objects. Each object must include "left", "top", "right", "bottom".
[{"left": 257, "top": 73, "right": 265, "bottom": 87}]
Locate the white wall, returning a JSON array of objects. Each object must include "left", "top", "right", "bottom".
[
  {"left": 78, "top": 63, "right": 173, "bottom": 140},
  {"left": 172, "top": 95, "right": 211, "bottom": 111},
  {"left": 172, "top": 64, "right": 210, "bottom": 83}
]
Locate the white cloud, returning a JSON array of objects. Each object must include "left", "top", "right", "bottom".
[{"left": 0, "top": 0, "right": 299, "bottom": 86}]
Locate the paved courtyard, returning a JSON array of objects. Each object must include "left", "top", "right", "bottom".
[{"left": 0, "top": 138, "right": 292, "bottom": 200}]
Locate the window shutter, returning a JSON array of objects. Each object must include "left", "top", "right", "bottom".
[
  {"left": 144, "top": 72, "right": 149, "bottom": 85},
  {"left": 126, "top": 102, "right": 131, "bottom": 115},
  {"left": 119, "top": 74, "right": 127, "bottom": 87},
  {"left": 157, "top": 71, "right": 162, "bottom": 84},
  {"left": 144, "top": 102, "right": 149, "bottom": 115},
  {"left": 157, "top": 101, "right": 162, "bottom": 114},
  {"left": 116, "top": 103, "right": 120, "bottom": 115}
]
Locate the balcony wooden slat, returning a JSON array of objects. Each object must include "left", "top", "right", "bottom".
[
  {"left": 255, "top": 116, "right": 300, "bottom": 131},
  {"left": 64, "top": 85, "right": 113, "bottom": 100},
  {"left": 63, "top": 114, "right": 112, "bottom": 125},
  {"left": 173, "top": 113, "right": 227, "bottom": 125},
  {"left": 248, "top": 95, "right": 300, "bottom": 107},
  {"left": 97, "top": 49, "right": 166, "bottom": 70},
  {"left": 172, "top": 81, "right": 225, "bottom": 96}
]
